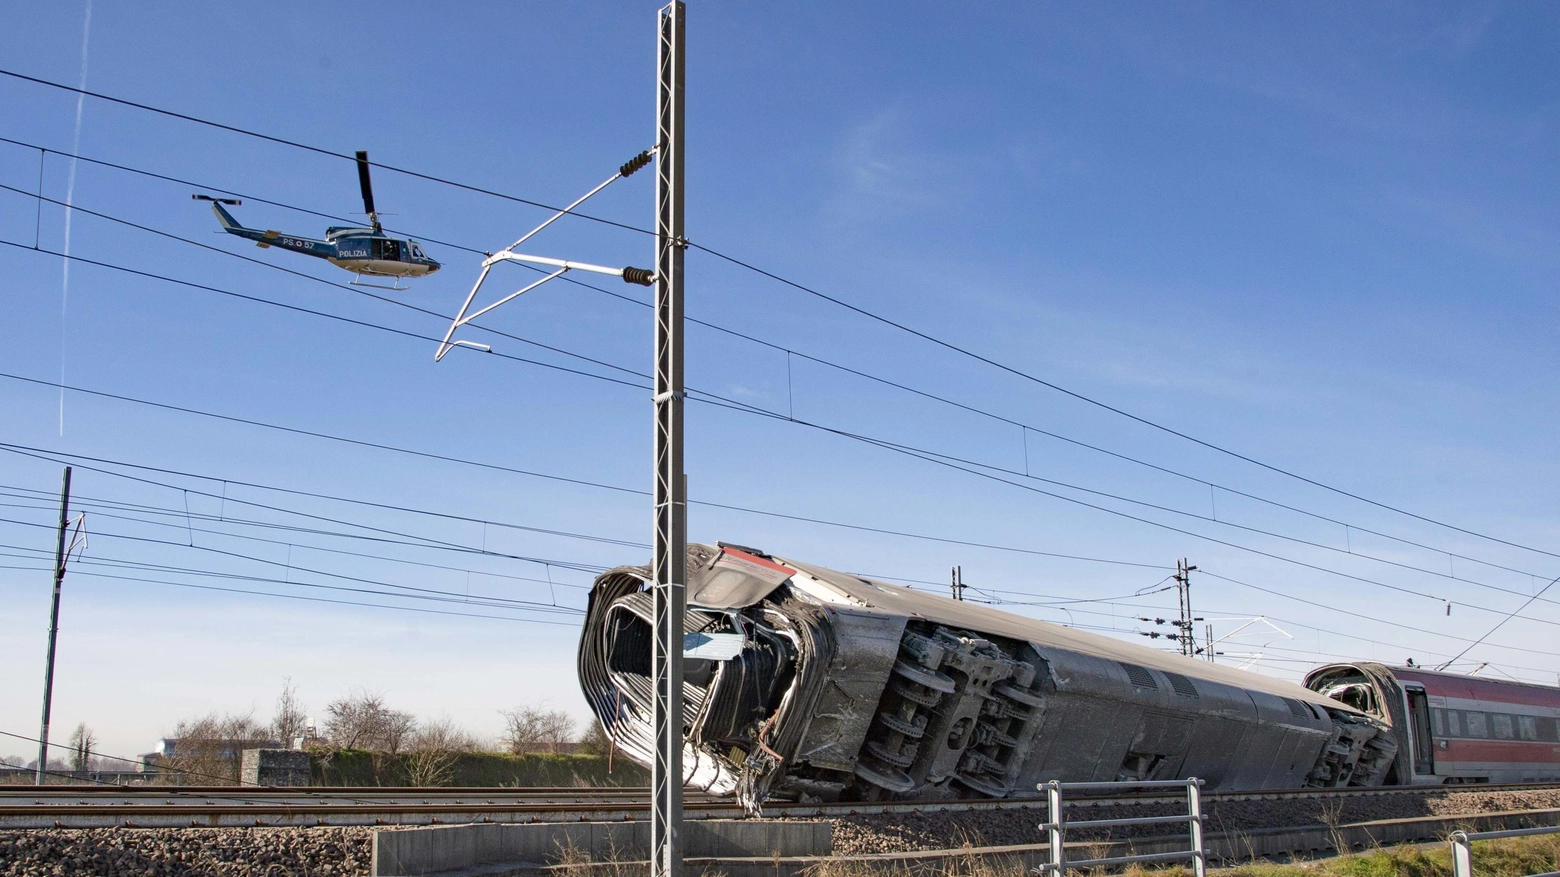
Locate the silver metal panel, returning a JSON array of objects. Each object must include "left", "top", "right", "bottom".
[
  {"left": 790, "top": 607, "right": 907, "bottom": 773},
  {"left": 784, "top": 558, "right": 1365, "bottom": 718}
]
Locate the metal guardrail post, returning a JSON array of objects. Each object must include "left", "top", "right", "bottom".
[
  {"left": 1448, "top": 824, "right": 1560, "bottom": 877},
  {"left": 1450, "top": 830, "right": 1472, "bottom": 877},
  {"left": 1187, "top": 778, "right": 1207, "bottom": 877},
  {"left": 1034, "top": 779, "right": 1209, "bottom": 876},
  {"left": 1047, "top": 779, "right": 1065, "bottom": 877}
]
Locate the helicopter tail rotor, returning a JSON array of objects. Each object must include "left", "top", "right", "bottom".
[
  {"left": 355, "top": 150, "right": 381, "bottom": 233},
  {"left": 192, "top": 194, "right": 241, "bottom": 206}
]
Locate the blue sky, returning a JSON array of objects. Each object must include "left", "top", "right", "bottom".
[{"left": 1, "top": 2, "right": 1557, "bottom": 762}]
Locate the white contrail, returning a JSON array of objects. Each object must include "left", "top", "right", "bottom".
[{"left": 59, "top": 0, "right": 93, "bottom": 436}]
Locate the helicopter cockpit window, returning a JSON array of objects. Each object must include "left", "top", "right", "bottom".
[
  {"left": 373, "top": 239, "right": 403, "bottom": 261},
  {"left": 410, "top": 243, "right": 425, "bottom": 260}
]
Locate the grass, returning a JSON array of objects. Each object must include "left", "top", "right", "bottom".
[
  {"left": 1217, "top": 833, "right": 1559, "bottom": 877},
  {"left": 801, "top": 834, "right": 1560, "bottom": 877}
]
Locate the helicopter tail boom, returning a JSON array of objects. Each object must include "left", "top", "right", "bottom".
[
  {"left": 206, "top": 201, "right": 336, "bottom": 260},
  {"left": 208, "top": 200, "right": 246, "bottom": 233}
]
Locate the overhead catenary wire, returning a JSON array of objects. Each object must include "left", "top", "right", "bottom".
[
  {"left": 1, "top": 208, "right": 1551, "bottom": 612},
  {"left": 5, "top": 363, "right": 1557, "bottom": 630},
  {"left": 1435, "top": 573, "right": 1560, "bottom": 670},
  {"left": 0, "top": 229, "right": 1551, "bottom": 625},
  {"left": 4, "top": 136, "right": 1547, "bottom": 589},
  {"left": 871, "top": 573, "right": 1556, "bottom": 678},
  {"left": 6, "top": 193, "right": 1555, "bottom": 617},
  {"left": 4, "top": 71, "right": 1553, "bottom": 568},
  {"left": 0, "top": 520, "right": 588, "bottom": 616},
  {"left": 9, "top": 86, "right": 1547, "bottom": 661},
  {"left": 0, "top": 69, "right": 653, "bottom": 239},
  {"left": 0, "top": 490, "right": 601, "bottom": 592},
  {"left": 0, "top": 439, "right": 1173, "bottom": 574}
]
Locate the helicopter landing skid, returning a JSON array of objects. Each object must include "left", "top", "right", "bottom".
[{"left": 350, "top": 276, "right": 410, "bottom": 291}]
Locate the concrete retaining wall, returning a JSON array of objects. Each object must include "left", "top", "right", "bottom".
[
  {"left": 372, "top": 819, "right": 832, "bottom": 876},
  {"left": 240, "top": 749, "right": 310, "bottom": 787}
]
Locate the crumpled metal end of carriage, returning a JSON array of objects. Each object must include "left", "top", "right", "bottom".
[{"left": 576, "top": 543, "right": 1397, "bottom": 814}]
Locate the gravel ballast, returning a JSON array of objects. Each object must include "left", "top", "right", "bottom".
[
  {"left": 0, "top": 826, "right": 372, "bottom": 876},
  {"left": 825, "top": 787, "right": 1560, "bottom": 855},
  {"left": 4, "top": 788, "right": 1560, "bottom": 874}
]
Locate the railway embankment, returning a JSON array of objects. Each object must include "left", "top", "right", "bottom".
[{"left": 1, "top": 786, "right": 1558, "bottom": 876}]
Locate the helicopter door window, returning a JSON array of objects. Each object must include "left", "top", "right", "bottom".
[
  {"left": 410, "top": 243, "right": 425, "bottom": 260},
  {"left": 373, "top": 239, "right": 403, "bottom": 261}
]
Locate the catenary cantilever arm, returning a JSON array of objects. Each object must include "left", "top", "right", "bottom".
[{"left": 435, "top": 254, "right": 654, "bottom": 361}]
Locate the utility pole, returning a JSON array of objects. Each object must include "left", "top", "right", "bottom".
[
  {"left": 36, "top": 466, "right": 72, "bottom": 784},
  {"left": 951, "top": 565, "right": 965, "bottom": 601},
  {"left": 651, "top": 4, "right": 687, "bottom": 877},
  {"left": 1174, "top": 558, "right": 1200, "bottom": 658}
]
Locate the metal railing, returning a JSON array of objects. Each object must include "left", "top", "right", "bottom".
[
  {"left": 1450, "top": 824, "right": 1560, "bottom": 877},
  {"left": 1033, "top": 779, "right": 1206, "bottom": 877}
]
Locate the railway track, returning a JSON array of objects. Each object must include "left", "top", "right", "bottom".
[{"left": 3, "top": 782, "right": 1558, "bottom": 829}]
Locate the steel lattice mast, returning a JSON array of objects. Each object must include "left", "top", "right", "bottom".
[{"left": 651, "top": 4, "right": 687, "bottom": 877}]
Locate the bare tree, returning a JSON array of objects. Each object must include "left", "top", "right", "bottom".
[
  {"left": 501, "top": 707, "right": 575, "bottom": 754},
  {"left": 67, "top": 723, "right": 97, "bottom": 774},
  {"left": 324, "top": 690, "right": 417, "bottom": 753},
  {"left": 404, "top": 718, "right": 477, "bottom": 787},
  {"left": 163, "top": 712, "right": 274, "bottom": 783},
  {"left": 577, "top": 719, "right": 612, "bottom": 757},
  {"left": 271, "top": 677, "right": 310, "bottom": 748}
]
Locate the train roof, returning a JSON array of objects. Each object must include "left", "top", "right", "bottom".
[{"left": 775, "top": 553, "right": 1360, "bottom": 715}]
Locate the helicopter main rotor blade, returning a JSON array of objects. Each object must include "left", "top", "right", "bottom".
[{"left": 355, "top": 150, "right": 378, "bottom": 229}]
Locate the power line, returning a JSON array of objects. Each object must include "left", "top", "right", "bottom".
[
  {"left": 11, "top": 138, "right": 1546, "bottom": 589},
  {"left": 0, "top": 440, "right": 1173, "bottom": 574},
  {"left": 9, "top": 191, "right": 1554, "bottom": 614},
  {"left": 4, "top": 194, "right": 1552, "bottom": 622},
  {"left": 0, "top": 521, "right": 586, "bottom": 616},
  {"left": 0, "top": 490, "right": 599, "bottom": 592},
  {"left": 7, "top": 363, "right": 1555, "bottom": 630},
  {"left": 0, "top": 560, "right": 581, "bottom": 627},
  {"left": 11, "top": 159, "right": 1556, "bottom": 601},
  {"left": 873, "top": 571, "right": 1556, "bottom": 673},
  {"left": 0, "top": 68, "right": 653, "bottom": 239},
  {"left": 7, "top": 69, "right": 1553, "bottom": 566},
  {"left": 1195, "top": 568, "right": 1557, "bottom": 657},
  {"left": 746, "top": 411, "right": 1560, "bottom": 625},
  {"left": 686, "top": 243, "right": 1560, "bottom": 565},
  {"left": 5, "top": 356, "right": 1552, "bottom": 634},
  {"left": 1436, "top": 573, "right": 1560, "bottom": 670},
  {"left": 0, "top": 182, "right": 653, "bottom": 386}
]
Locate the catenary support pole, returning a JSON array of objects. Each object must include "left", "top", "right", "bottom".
[
  {"left": 651, "top": 4, "right": 687, "bottom": 877},
  {"left": 36, "top": 466, "right": 72, "bottom": 784}
]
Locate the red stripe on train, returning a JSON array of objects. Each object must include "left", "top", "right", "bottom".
[
  {"left": 1397, "top": 669, "right": 1560, "bottom": 709},
  {"left": 1441, "top": 739, "right": 1560, "bottom": 763}
]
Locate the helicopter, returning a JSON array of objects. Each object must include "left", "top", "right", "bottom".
[{"left": 195, "top": 151, "right": 439, "bottom": 289}]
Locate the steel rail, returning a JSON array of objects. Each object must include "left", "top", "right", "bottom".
[{"left": 2, "top": 782, "right": 1558, "bottom": 830}]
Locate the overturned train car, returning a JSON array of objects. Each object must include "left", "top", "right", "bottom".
[{"left": 578, "top": 544, "right": 1397, "bottom": 809}]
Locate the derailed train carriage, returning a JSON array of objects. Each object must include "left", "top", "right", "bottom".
[{"left": 578, "top": 543, "right": 1399, "bottom": 811}]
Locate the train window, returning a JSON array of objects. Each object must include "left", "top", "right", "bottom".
[
  {"left": 1518, "top": 716, "right": 1538, "bottom": 741},
  {"left": 1465, "top": 711, "right": 1488, "bottom": 738},
  {"left": 1447, "top": 710, "right": 1461, "bottom": 737},
  {"left": 1492, "top": 714, "right": 1514, "bottom": 740},
  {"left": 1432, "top": 708, "right": 1445, "bottom": 736}
]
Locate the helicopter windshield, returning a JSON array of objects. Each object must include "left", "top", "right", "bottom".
[{"left": 410, "top": 243, "right": 426, "bottom": 260}]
